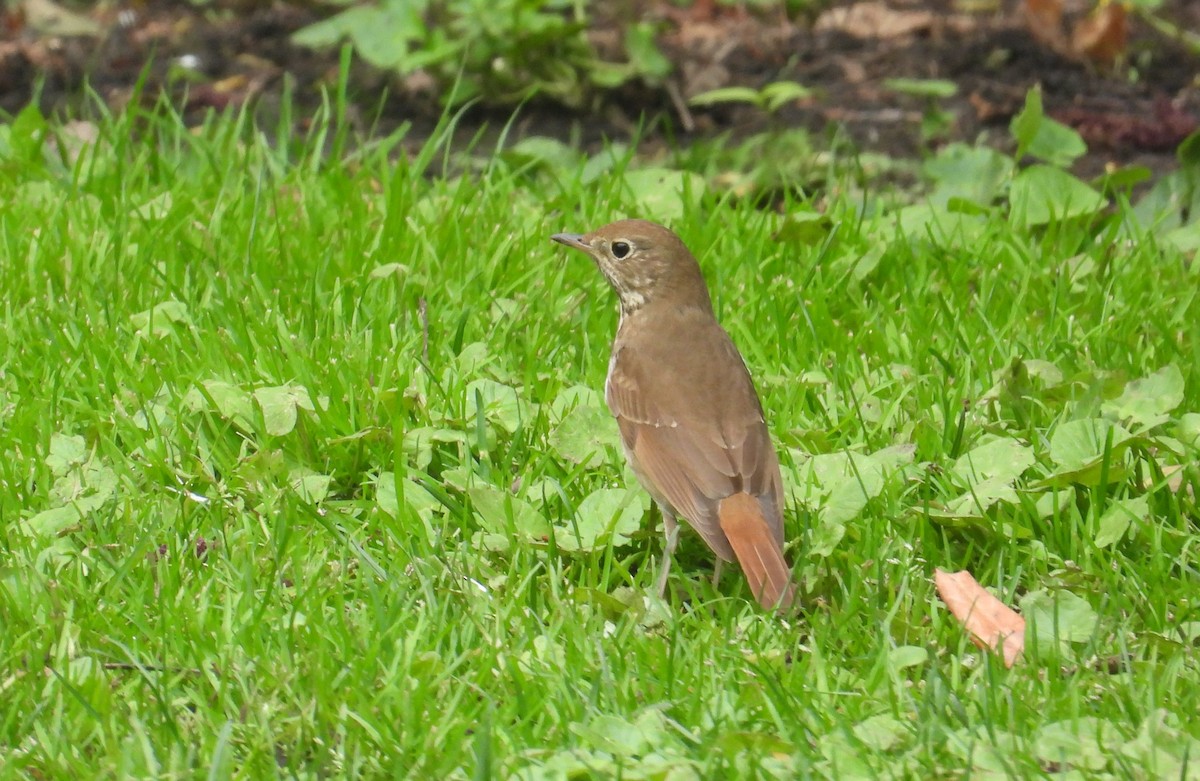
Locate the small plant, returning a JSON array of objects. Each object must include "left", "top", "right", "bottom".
[
  {"left": 293, "top": 0, "right": 671, "bottom": 107},
  {"left": 883, "top": 78, "right": 958, "bottom": 145},
  {"left": 682, "top": 81, "right": 821, "bottom": 198},
  {"left": 688, "top": 80, "right": 813, "bottom": 116}
]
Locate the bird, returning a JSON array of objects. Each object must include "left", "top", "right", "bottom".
[{"left": 551, "top": 219, "right": 795, "bottom": 610}]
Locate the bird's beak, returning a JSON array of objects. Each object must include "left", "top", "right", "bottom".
[{"left": 551, "top": 232, "right": 589, "bottom": 251}]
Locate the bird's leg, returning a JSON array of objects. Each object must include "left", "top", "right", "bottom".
[
  {"left": 711, "top": 559, "right": 724, "bottom": 588},
  {"left": 655, "top": 507, "right": 680, "bottom": 597}
]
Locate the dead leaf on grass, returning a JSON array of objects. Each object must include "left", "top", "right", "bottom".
[
  {"left": 935, "top": 568, "right": 1025, "bottom": 668},
  {"left": 1141, "top": 463, "right": 1192, "bottom": 497}
]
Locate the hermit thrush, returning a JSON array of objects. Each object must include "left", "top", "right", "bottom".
[{"left": 552, "top": 219, "right": 795, "bottom": 609}]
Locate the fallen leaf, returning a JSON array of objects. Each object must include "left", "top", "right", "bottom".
[
  {"left": 22, "top": 0, "right": 102, "bottom": 37},
  {"left": 1143, "top": 463, "right": 1189, "bottom": 496},
  {"left": 1023, "top": 0, "right": 1069, "bottom": 56},
  {"left": 935, "top": 568, "right": 1025, "bottom": 667},
  {"left": 814, "top": 2, "right": 935, "bottom": 39},
  {"left": 1071, "top": 3, "right": 1126, "bottom": 67}
]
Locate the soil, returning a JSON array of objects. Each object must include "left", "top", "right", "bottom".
[{"left": 2, "top": 0, "right": 1197, "bottom": 179}]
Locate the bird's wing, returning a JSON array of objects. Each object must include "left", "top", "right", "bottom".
[{"left": 606, "top": 323, "right": 784, "bottom": 558}]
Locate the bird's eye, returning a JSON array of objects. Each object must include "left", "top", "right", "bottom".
[{"left": 611, "top": 241, "right": 632, "bottom": 259}]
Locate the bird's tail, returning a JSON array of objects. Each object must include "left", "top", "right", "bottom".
[{"left": 718, "top": 492, "right": 796, "bottom": 610}]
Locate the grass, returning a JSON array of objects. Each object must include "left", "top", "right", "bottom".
[{"left": 0, "top": 94, "right": 1198, "bottom": 780}]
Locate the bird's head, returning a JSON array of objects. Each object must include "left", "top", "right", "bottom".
[{"left": 552, "top": 219, "right": 712, "bottom": 316}]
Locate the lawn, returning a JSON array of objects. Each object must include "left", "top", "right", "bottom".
[{"left": 1, "top": 96, "right": 1198, "bottom": 779}]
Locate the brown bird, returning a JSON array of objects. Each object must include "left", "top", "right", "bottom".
[{"left": 552, "top": 219, "right": 795, "bottom": 610}]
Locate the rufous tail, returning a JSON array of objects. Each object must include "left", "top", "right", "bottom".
[{"left": 717, "top": 492, "right": 795, "bottom": 610}]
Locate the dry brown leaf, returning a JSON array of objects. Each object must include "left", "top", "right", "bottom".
[
  {"left": 814, "top": 2, "right": 935, "bottom": 39},
  {"left": 1140, "top": 463, "right": 1192, "bottom": 496},
  {"left": 1072, "top": 2, "right": 1127, "bottom": 66},
  {"left": 1023, "top": 0, "right": 1069, "bottom": 54},
  {"left": 935, "top": 568, "right": 1025, "bottom": 668}
]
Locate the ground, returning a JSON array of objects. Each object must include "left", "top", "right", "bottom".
[
  {"left": 3, "top": 3, "right": 1199, "bottom": 777},
  {"left": 3, "top": 0, "right": 1197, "bottom": 175}
]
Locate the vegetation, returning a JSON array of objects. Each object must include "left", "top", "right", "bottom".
[
  {"left": 1, "top": 84, "right": 1198, "bottom": 777},
  {"left": 292, "top": 0, "right": 672, "bottom": 107}
]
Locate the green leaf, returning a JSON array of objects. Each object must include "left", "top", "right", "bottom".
[
  {"left": 455, "top": 341, "right": 497, "bottom": 379},
  {"left": 923, "top": 143, "right": 1013, "bottom": 208},
  {"left": 624, "top": 23, "right": 672, "bottom": 82},
  {"left": 253, "top": 383, "right": 315, "bottom": 436},
  {"left": 1034, "top": 718, "right": 1119, "bottom": 772},
  {"left": 21, "top": 505, "right": 82, "bottom": 538},
  {"left": 953, "top": 437, "right": 1035, "bottom": 485},
  {"left": 1, "top": 105, "right": 49, "bottom": 166},
  {"left": 774, "top": 209, "right": 833, "bottom": 244},
  {"left": 579, "top": 144, "right": 628, "bottom": 185},
  {"left": 883, "top": 78, "right": 957, "bottom": 99},
  {"left": 688, "top": 87, "right": 763, "bottom": 108},
  {"left": 368, "top": 262, "right": 411, "bottom": 280},
  {"left": 555, "top": 488, "right": 643, "bottom": 552},
  {"left": 1131, "top": 169, "right": 1200, "bottom": 236},
  {"left": 817, "top": 731, "right": 876, "bottom": 776},
  {"left": 588, "top": 61, "right": 633, "bottom": 90},
  {"left": 1019, "top": 588, "right": 1099, "bottom": 654},
  {"left": 760, "top": 81, "right": 813, "bottom": 112},
  {"left": 946, "top": 727, "right": 1026, "bottom": 774},
  {"left": 504, "top": 137, "right": 578, "bottom": 170},
  {"left": 290, "top": 8, "right": 358, "bottom": 48},
  {"left": 853, "top": 714, "right": 909, "bottom": 752},
  {"left": 129, "top": 300, "right": 191, "bottom": 338},
  {"left": 1094, "top": 495, "right": 1150, "bottom": 547},
  {"left": 1101, "top": 364, "right": 1185, "bottom": 431},
  {"left": 133, "top": 192, "right": 173, "bottom": 221},
  {"left": 571, "top": 711, "right": 675, "bottom": 758},
  {"left": 1176, "top": 413, "right": 1200, "bottom": 450},
  {"left": 548, "top": 384, "right": 604, "bottom": 422},
  {"left": 290, "top": 469, "right": 333, "bottom": 504},
  {"left": 45, "top": 433, "right": 87, "bottom": 476},
  {"left": 375, "top": 472, "right": 441, "bottom": 522},
  {"left": 465, "top": 378, "right": 525, "bottom": 433},
  {"left": 621, "top": 168, "right": 706, "bottom": 223},
  {"left": 890, "top": 204, "right": 987, "bottom": 245},
  {"left": 937, "top": 476, "right": 1019, "bottom": 518},
  {"left": 1010, "top": 86, "right": 1087, "bottom": 166},
  {"left": 887, "top": 645, "right": 928, "bottom": 672},
  {"left": 822, "top": 465, "right": 884, "bottom": 525},
  {"left": 403, "top": 426, "right": 468, "bottom": 471},
  {"left": 1009, "top": 165, "right": 1106, "bottom": 228},
  {"left": 1033, "top": 488, "right": 1076, "bottom": 519},
  {"left": 1119, "top": 709, "right": 1200, "bottom": 778},
  {"left": 1094, "top": 164, "right": 1153, "bottom": 194},
  {"left": 1009, "top": 86, "right": 1045, "bottom": 160},
  {"left": 1041, "top": 417, "right": 1135, "bottom": 488},
  {"left": 190, "top": 380, "right": 255, "bottom": 430},
  {"left": 792, "top": 447, "right": 910, "bottom": 537},
  {"left": 830, "top": 244, "right": 883, "bottom": 282},
  {"left": 715, "top": 731, "right": 795, "bottom": 758},
  {"left": 1162, "top": 219, "right": 1200, "bottom": 253},
  {"left": 292, "top": 3, "right": 428, "bottom": 70},
  {"left": 468, "top": 485, "right": 549, "bottom": 539},
  {"left": 1177, "top": 127, "right": 1200, "bottom": 169},
  {"left": 808, "top": 516, "right": 846, "bottom": 559},
  {"left": 548, "top": 404, "right": 620, "bottom": 467}
]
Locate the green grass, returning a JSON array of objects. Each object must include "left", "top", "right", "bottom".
[{"left": 1, "top": 97, "right": 1198, "bottom": 780}]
